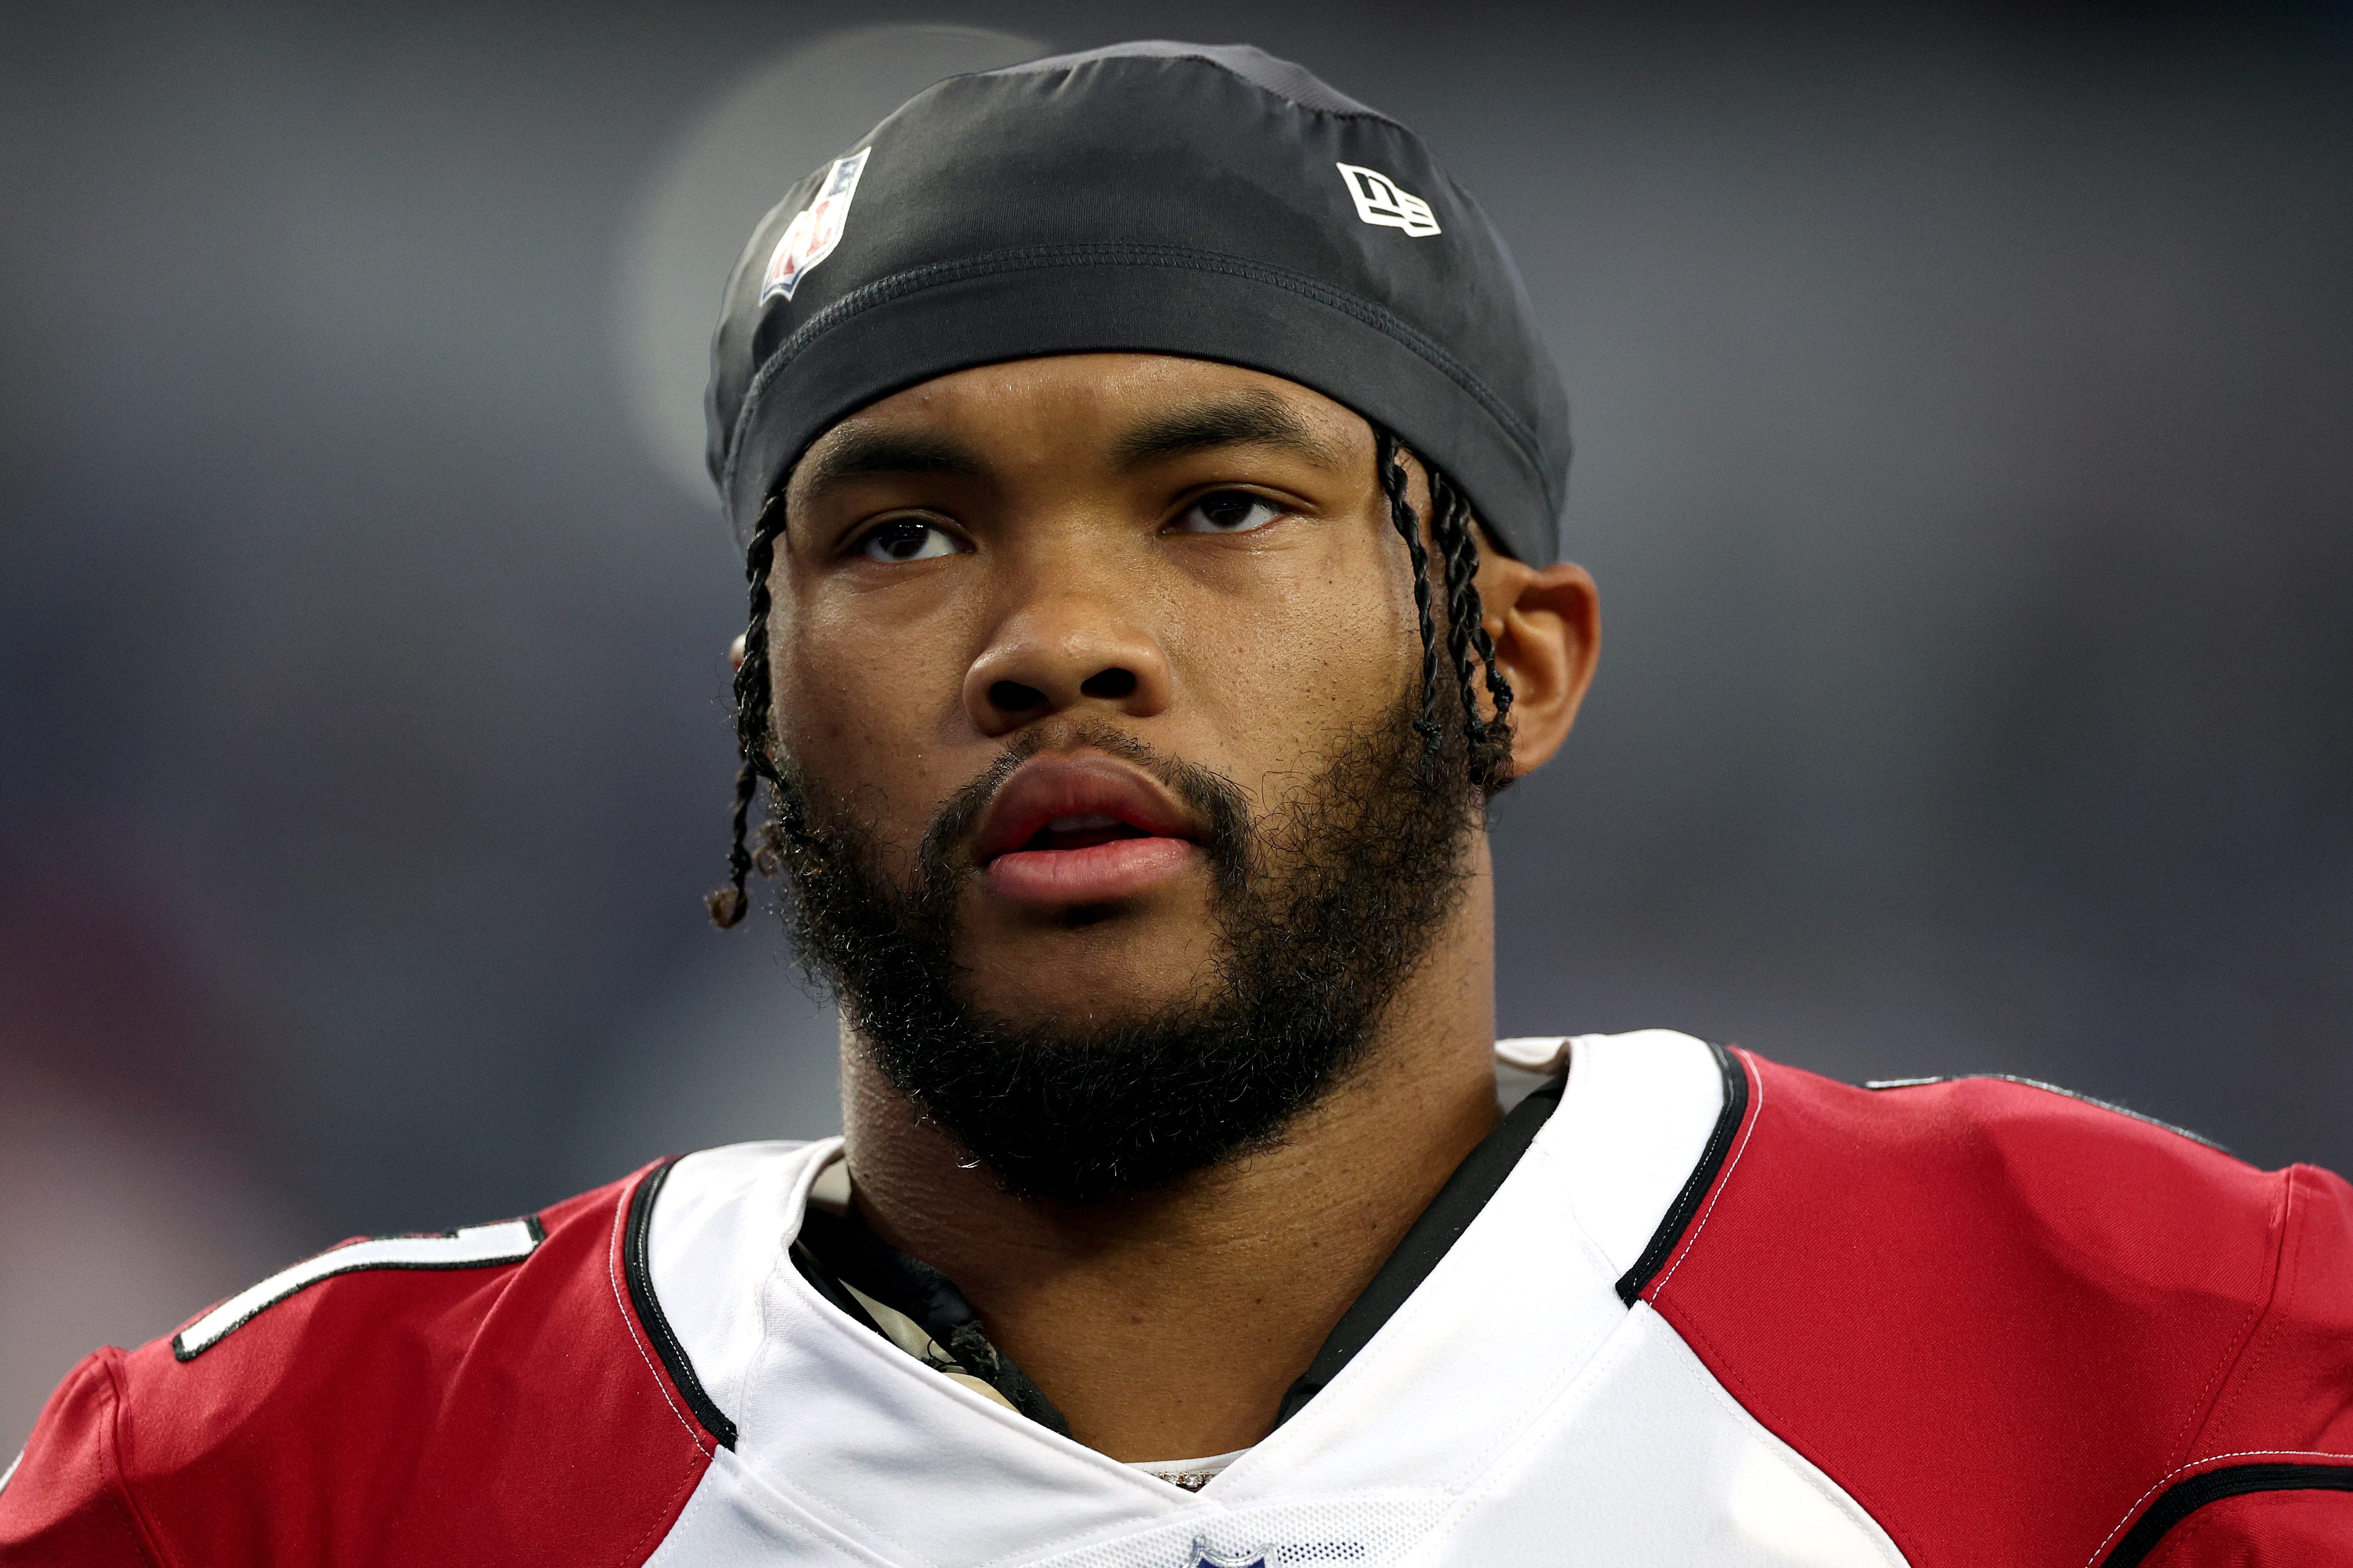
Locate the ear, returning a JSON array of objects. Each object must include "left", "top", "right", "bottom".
[{"left": 1473, "top": 544, "right": 1600, "bottom": 777}]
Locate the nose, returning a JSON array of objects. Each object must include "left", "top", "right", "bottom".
[{"left": 961, "top": 592, "right": 1172, "bottom": 739}]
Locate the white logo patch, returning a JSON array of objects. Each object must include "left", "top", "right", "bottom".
[
  {"left": 1337, "top": 163, "right": 1441, "bottom": 237},
  {"left": 760, "top": 147, "right": 871, "bottom": 305}
]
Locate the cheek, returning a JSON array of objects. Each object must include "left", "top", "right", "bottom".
[
  {"left": 1166, "top": 535, "right": 1420, "bottom": 785},
  {"left": 765, "top": 591, "right": 975, "bottom": 862}
]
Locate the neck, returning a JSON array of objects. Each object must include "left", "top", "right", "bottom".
[{"left": 839, "top": 845, "right": 1501, "bottom": 1462}]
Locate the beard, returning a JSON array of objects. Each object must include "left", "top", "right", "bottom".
[{"left": 761, "top": 688, "right": 1486, "bottom": 1205}]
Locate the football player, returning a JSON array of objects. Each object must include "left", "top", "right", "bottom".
[{"left": 6, "top": 41, "right": 2349, "bottom": 1568}]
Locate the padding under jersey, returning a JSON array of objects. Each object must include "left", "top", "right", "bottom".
[{"left": 5, "top": 1032, "right": 2352, "bottom": 1566}]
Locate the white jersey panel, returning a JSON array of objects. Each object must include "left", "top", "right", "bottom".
[
  {"left": 648, "top": 1140, "right": 819, "bottom": 1425},
  {"left": 1432, "top": 1304, "right": 1905, "bottom": 1566},
  {"left": 638, "top": 1032, "right": 1900, "bottom": 1566},
  {"left": 1214, "top": 1125, "right": 1630, "bottom": 1500},
  {"left": 643, "top": 1446, "right": 900, "bottom": 1568},
  {"left": 1550, "top": 1029, "right": 1735, "bottom": 1276}
]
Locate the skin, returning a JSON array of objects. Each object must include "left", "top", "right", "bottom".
[{"left": 744, "top": 352, "right": 1599, "bottom": 1461}]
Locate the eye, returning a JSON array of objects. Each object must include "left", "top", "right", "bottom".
[
  {"left": 855, "top": 518, "right": 964, "bottom": 562},
  {"left": 1172, "top": 491, "right": 1286, "bottom": 535}
]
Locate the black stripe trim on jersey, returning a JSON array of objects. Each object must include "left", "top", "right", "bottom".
[
  {"left": 623, "top": 1157, "right": 740, "bottom": 1450},
  {"left": 1614, "top": 1039, "right": 1748, "bottom": 1305},
  {"left": 1863, "top": 1074, "right": 2234, "bottom": 1157},
  {"left": 2100, "top": 1462, "right": 2353, "bottom": 1566},
  {"left": 1272, "top": 1069, "right": 1568, "bottom": 1429}
]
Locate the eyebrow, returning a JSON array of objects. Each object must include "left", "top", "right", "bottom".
[
  {"left": 795, "top": 425, "right": 984, "bottom": 500},
  {"left": 1110, "top": 390, "right": 1346, "bottom": 471}
]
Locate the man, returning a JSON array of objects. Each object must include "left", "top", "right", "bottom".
[{"left": 5, "top": 41, "right": 2349, "bottom": 1568}]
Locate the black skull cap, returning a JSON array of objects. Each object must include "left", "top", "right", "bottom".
[{"left": 705, "top": 41, "right": 1570, "bottom": 565}]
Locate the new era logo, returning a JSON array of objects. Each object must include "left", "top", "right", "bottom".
[{"left": 1337, "top": 163, "right": 1441, "bottom": 237}]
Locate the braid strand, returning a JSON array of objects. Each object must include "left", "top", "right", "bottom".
[
  {"left": 1429, "top": 471, "right": 1486, "bottom": 744},
  {"left": 1375, "top": 431, "right": 1445, "bottom": 753},
  {"left": 707, "top": 488, "right": 788, "bottom": 928}
]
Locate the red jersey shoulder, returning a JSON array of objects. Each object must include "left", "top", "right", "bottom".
[
  {"left": 1644, "top": 1049, "right": 2353, "bottom": 1568},
  {"left": 0, "top": 1164, "right": 719, "bottom": 1568}
]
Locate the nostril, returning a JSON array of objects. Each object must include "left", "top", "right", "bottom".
[
  {"left": 1080, "top": 667, "right": 1138, "bottom": 699},
  {"left": 989, "top": 679, "right": 1048, "bottom": 712}
]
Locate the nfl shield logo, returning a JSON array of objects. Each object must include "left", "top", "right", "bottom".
[
  {"left": 760, "top": 147, "right": 871, "bottom": 305},
  {"left": 1187, "top": 1539, "right": 1270, "bottom": 1568}
]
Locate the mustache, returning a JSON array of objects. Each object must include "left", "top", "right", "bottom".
[{"left": 913, "top": 721, "right": 1256, "bottom": 905}]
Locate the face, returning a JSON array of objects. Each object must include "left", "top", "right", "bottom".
[
  {"left": 766, "top": 354, "right": 1440, "bottom": 1028},
  {"left": 753, "top": 353, "right": 1594, "bottom": 1200}
]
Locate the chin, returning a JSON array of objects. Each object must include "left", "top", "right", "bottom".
[
  {"left": 953, "top": 907, "right": 1219, "bottom": 1023},
  {"left": 956, "top": 969, "right": 1207, "bottom": 1034},
  {"left": 958, "top": 950, "right": 1211, "bottom": 1031}
]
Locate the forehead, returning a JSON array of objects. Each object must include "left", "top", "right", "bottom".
[{"left": 799, "top": 353, "right": 1369, "bottom": 473}]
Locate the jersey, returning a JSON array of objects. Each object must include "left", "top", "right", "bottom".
[{"left": 4, "top": 1032, "right": 2350, "bottom": 1566}]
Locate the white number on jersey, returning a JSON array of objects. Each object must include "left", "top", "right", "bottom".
[{"left": 172, "top": 1219, "right": 543, "bottom": 1359}]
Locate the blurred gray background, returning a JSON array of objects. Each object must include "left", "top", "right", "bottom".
[{"left": 3, "top": 0, "right": 2349, "bottom": 1447}]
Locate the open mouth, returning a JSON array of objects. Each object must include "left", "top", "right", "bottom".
[
  {"left": 1019, "top": 813, "right": 1155, "bottom": 854},
  {"left": 974, "top": 756, "right": 1204, "bottom": 905}
]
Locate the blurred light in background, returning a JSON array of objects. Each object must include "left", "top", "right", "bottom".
[
  {"left": 618, "top": 24, "right": 1042, "bottom": 501},
  {"left": 2, "top": 2, "right": 2348, "bottom": 1450}
]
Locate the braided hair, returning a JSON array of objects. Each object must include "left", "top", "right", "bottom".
[
  {"left": 706, "top": 486, "right": 790, "bottom": 929},
  {"left": 1373, "top": 431, "right": 1517, "bottom": 795},
  {"left": 708, "top": 430, "right": 1515, "bottom": 927}
]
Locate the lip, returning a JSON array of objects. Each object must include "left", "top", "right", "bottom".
[{"left": 973, "top": 753, "right": 1204, "bottom": 904}]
